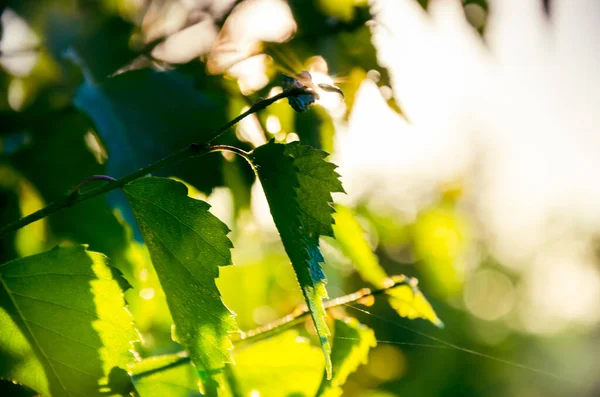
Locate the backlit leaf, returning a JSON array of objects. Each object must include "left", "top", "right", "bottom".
[
  {"left": 0, "top": 245, "right": 138, "bottom": 397},
  {"left": 317, "top": 317, "right": 377, "bottom": 397},
  {"left": 123, "top": 177, "right": 238, "bottom": 395},
  {"left": 332, "top": 205, "right": 443, "bottom": 327},
  {"left": 387, "top": 276, "right": 443, "bottom": 328},
  {"left": 130, "top": 354, "right": 202, "bottom": 397},
  {"left": 331, "top": 204, "right": 388, "bottom": 288},
  {"left": 251, "top": 140, "right": 344, "bottom": 378},
  {"left": 232, "top": 330, "right": 324, "bottom": 396}
]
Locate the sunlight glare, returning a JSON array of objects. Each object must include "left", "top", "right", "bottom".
[
  {"left": 341, "top": 0, "right": 600, "bottom": 334},
  {"left": 266, "top": 115, "right": 282, "bottom": 134},
  {"left": 207, "top": 0, "right": 296, "bottom": 75},
  {"left": 0, "top": 8, "right": 40, "bottom": 77}
]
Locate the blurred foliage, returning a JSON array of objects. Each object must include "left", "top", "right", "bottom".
[{"left": 0, "top": 0, "right": 594, "bottom": 397}]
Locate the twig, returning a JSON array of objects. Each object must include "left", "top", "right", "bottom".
[
  {"left": 70, "top": 175, "right": 117, "bottom": 194},
  {"left": 130, "top": 278, "right": 411, "bottom": 378},
  {"left": 232, "top": 276, "right": 412, "bottom": 347},
  {"left": 0, "top": 87, "right": 309, "bottom": 239}
]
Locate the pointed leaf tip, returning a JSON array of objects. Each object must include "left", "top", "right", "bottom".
[
  {"left": 252, "top": 140, "right": 345, "bottom": 377},
  {"left": 123, "top": 177, "right": 238, "bottom": 393}
]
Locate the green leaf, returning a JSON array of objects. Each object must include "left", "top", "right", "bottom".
[
  {"left": 122, "top": 177, "right": 238, "bottom": 395},
  {"left": 130, "top": 354, "right": 202, "bottom": 397},
  {"left": 251, "top": 140, "right": 344, "bottom": 378},
  {"left": 331, "top": 205, "right": 443, "bottom": 327},
  {"left": 317, "top": 317, "right": 377, "bottom": 397},
  {"left": 0, "top": 245, "right": 138, "bottom": 397},
  {"left": 331, "top": 204, "right": 389, "bottom": 288},
  {"left": 232, "top": 330, "right": 324, "bottom": 396},
  {"left": 386, "top": 276, "right": 443, "bottom": 328}
]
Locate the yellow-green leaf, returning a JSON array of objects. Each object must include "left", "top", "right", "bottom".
[
  {"left": 387, "top": 276, "right": 443, "bottom": 327},
  {"left": 233, "top": 330, "right": 324, "bottom": 396},
  {"left": 317, "top": 317, "right": 377, "bottom": 397},
  {"left": 331, "top": 205, "right": 443, "bottom": 327},
  {"left": 0, "top": 245, "right": 138, "bottom": 397},
  {"left": 130, "top": 354, "right": 202, "bottom": 397},
  {"left": 331, "top": 204, "right": 388, "bottom": 288}
]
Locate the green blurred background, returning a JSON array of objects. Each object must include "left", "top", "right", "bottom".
[{"left": 1, "top": 0, "right": 599, "bottom": 396}]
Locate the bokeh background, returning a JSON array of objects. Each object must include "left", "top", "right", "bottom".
[{"left": 1, "top": 0, "right": 600, "bottom": 396}]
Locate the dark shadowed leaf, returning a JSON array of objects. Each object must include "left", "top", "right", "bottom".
[
  {"left": 251, "top": 140, "right": 344, "bottom": 377},
  {"left": 123, "top": 177, "right": 238, "bottom": 395},
  {"left": 74, "top": 69, "right": 228, "bottom": 194},
  {"left": 0, "top": 245, "right": 138, "bottom": 397},
  {"left": 10, "top": 110, "right": 131, "bottom": 259}
]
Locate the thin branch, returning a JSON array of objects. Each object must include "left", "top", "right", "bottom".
[
  {"left": 130, "top": 278, "right": 411, "bottom": 378},
  {"left": 0, "top": 87, "right": 309, "bottom": 239},
  {"left": 232, "top": 276, "right": 412, "bottom": 347},
  {"left": 204, "top": 144, "right": 251, "bottom": 161},
  {"left": 70, "top": 175, "right": 117, "bottom": 193}
]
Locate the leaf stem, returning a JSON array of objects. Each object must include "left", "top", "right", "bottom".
[
  {"left": 70, "top": 175, "right": 117, "bottom": 193},
  {"left": 207, "top": 145, "right": 251, "bottom": 162},
  {"left": 0, "top": 87, "right": 309, "bottom": 239}
]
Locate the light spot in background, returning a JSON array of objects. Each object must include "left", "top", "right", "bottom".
[
  {"left": 464, "top": 269, "right": 515, "bottom": 321},
  {"left": 250, "top": 389, "right": 261, "bottom": 397},
  {"left": 367, "top": 345, "right": 406, "bottom": 382},
  {"left": 206, "top": 187, "right": 234, "bottom": 229},
  {"left": 84, "top": 130, "right": 108, "bottom": 164},
  {"left": 269, "top": 86, "right": 283, "bottom": 96},
  {"left": 517, "top": 239, "right": 600, "bottom": 334},
  {"left": 285, "top": 132, "right": 299, "bottom": 143},
  {"left": 251, "top": 181, "right": 277, "bottom": 232},
  {"left": 252, "top": 305, "right": 278, "bottom": 325},
  {"left": 0, "top": 8, "right": 40, "bottom": 77},
  {"left": 266, "top": 115, "right": 282, "bottom": 134},
  {"left": 339, "top": 0, "right": 600, "bottom": 334},
  {"left": 12, "top": 176, "right": 47, "bottom": 257},
  {"left": 230, "top": 55, "right": 270, "bottom": 94},
  {"left": 139, "top": 288, "right": 155, "bottom": 300},
  {"left": 141, "top": 1, "right": 190, "bottom": 43},
  {"left": 151, "top": 19, "right": 219, "bottom": 64},
  {"left": 138, "top": 268, "right": 148, "bottom": 281},
  {"left": 366, "top": 69, "right": 381, "bottom": 82},
  {"left": 274, "top": 131, "right": 286, "bottom": 141},
  {"left": 8, "top": 79, "right": 26, "bottom": 111},
  {"left": 221, "top": 151, "right": 235, "bottom": 161},
  {"left": 295, "top": 335, "right": 309, "bottom": 344},
  {"left": 207, "top": 0, "right": 296, "bottom": 75},
  {"left": 379, "top": 85, "right": 393, "bottom": 100},
  {"left": 310, "top": 70, "right": 346, "bottom": 114},
  {"left": 237, "top": 108, "right": 267, "bottom": 147}
]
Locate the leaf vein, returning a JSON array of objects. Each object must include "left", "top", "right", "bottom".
[
  {"left": 8, "top": 290, "right": 133, "bottom": 333},
  {"left": 126, "top": 191, "right": 229, "bottom": 262}
]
